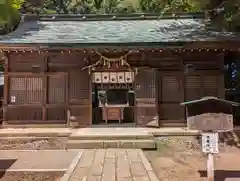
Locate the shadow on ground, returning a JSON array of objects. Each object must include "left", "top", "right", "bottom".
[
  {"left": 199, "top": 170, "right": 240, "bottom": 181},
  {"left": 0, "top": 159, "right": 17, "bottom": 178}
]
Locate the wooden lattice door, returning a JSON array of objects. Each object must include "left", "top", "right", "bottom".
[
  {"left": 135, "top": 68, "right": 157, "bottom": 126},
  {"left": 69, "top": 70, "right": 92, "bottom": 127},
  {"left": 158, "top": 72, "right": 185, "bottom": 125}
]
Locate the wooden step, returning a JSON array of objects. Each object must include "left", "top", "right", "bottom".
[{"left": 66, "top": 139, "right": 156, "bottom": 149}]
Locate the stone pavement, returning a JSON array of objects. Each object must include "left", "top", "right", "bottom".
[
  {"left": 0, "top": 150, "right": 79, "bottom": 171},
  {"left": 0, "top": 127, "right": 200, "bottom": 138},
  {"left": 65, "top": 149, "right": 159, "bottom": 181}
]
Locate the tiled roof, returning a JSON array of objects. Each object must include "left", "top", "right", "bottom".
[{"left": 0, "top": 13, "right": 239, "bottom": 45}]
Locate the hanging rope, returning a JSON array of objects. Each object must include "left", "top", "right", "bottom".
[{"left": 81, "top": 51, "right": 132, "bottom": 71}]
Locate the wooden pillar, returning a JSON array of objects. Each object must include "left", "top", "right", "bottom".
[
  {"left": 157, "top": 71, "right": 162, "bottom": 127},
  {"left": 65, "top": 72, "right": 69, "bottom": 125},
  {"left": 179, "top": 59, "right": 185, "bottom": 121},
  {"left": 89, "top": 69, "right": 92, "bottom": 126},
  {"left": 155, "top": 69, "right": 160, "bottom": 127},
  {"left": 3, "top": 52, "right": 9, "bottom": 124},
  {"left": 218, "top": 53, "right": 225, "bottom": 99},
  {"left": 42, "top": 55, "right": 48, "bottom": 121}
]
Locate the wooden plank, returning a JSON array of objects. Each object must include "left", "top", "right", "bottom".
[
  {"left": 5, "top": 72, "right": 67, "bottom": 76},
  {"left": 7, "top": 104, "right": 70, "bottom": 108},
  {"left": 3, "top": 120, "right": 66, "bottom": 123},
  {"left": 7, "top": 104, "right": 42, "bottom": 107}
]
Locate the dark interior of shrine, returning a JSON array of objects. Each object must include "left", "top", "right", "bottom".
[{"left": 92, "top": 84, "right": 135, "bottom": 125}]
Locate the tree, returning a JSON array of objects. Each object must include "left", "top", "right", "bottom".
[
  {"left": 69, "top": 0, "right": 122, "bottom": 14},
  {"left": 68, "top": 0, "right": 92, "bottom": 14},
  {"left": 204, "top": 0, "right": 240, "bottom": 31},
  {"left": 43, "top": 0, "right": 72, "bottom": 13},
  {"left": 139, "top": 0, "right": 202, "bottom": 13},
  {"left": 138, "top": 0, "right": 239, "bottom": 31},
  {"left": 0, "top": 0, "right": 24, "bottom": 33}
]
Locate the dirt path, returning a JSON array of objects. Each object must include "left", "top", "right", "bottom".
[{"left": 144, "top": 136, "right": 240, "bottom": 181}]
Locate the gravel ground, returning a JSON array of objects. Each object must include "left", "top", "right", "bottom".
[
  {"left": 0, "top": 138, "right": 68, "bottom": 150},
  {"left": 0, "top": 172, "right": 64, "bottom": 181},
  {"left": 144, "top": 136, "right": 240, "bottom": 181}
]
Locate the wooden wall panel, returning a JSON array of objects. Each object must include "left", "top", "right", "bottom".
[
  {"left": 9, "top": 77, "right": 43, "bottom": 104},
  {"left": 47, "top": 107, "right": 66, "bottom": 120},
  {"left": 184, "top": 73, "right": 220, "bottom": 101},
  {"left": 9, "top": 53, "right": 44, "bottom": 72},
  {"left": 135, "top": 68, "right": 157, "bottom": 126},
  {"left": 161, "top": 75, "right": 180, "bottom": 102},
  {"left": 7, "top": 106, "right": 42, "bottom": 121},
  {"left": 158, "top": 72, "right": 185, "bottom": 125},
  {"left": 48, "top": 53, "right": 87, "bottom": 71},
  {"left": 69, "top": 70, "right": 91, "bottom": 127},
  {"left": 202, "top": 75, "right": 218, "bottom": 97},
  {"left": 69, "top": 71, "right": 89, "bottom": 103},
  {"left": 185, "top": 76, "right": 201, "bottom": 101},
  {"left": 48, "top": 74, "right": 66, "bottom": 104}
]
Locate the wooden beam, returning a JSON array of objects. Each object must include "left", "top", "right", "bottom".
[
  {"left": 4, "top": 72, "right": 67, "bottom": 76},
  {"left": 7, "top": 104, "right": 42, "bottom": 108},
  {"left": 6, "top": 103, "right": 75, "bottom": 108},
  {"left": 3, "top": 120, "right": 66, "bottom": 124}
]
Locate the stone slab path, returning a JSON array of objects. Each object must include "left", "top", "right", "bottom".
[
  {"left": 67, "top": 149, "right": 159, "bottom": 181},
  {"left": 0, "top": 150, "right": 79, "bottom": 171}
]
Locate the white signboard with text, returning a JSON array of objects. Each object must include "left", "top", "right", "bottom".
[{"left": 202, "top": 132, "right": 219, "bottom": 154}]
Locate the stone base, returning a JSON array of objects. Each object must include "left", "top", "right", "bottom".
[{"left": 66, "top": 140, "right": 156, "bottom": 149}]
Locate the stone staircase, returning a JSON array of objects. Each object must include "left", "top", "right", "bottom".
[{"left": 66, "top": 128, "right": 156, "bottom": 149}]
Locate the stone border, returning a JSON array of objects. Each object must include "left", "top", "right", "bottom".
[
  {"left": 138, "top": 150, "right": 159, "bottom": 181},
  {"left": 0, "top": 169, "right": 67, "bottom": 172},
  {"left": 60, "top": 150, "right": 84, "bottom": 181}
]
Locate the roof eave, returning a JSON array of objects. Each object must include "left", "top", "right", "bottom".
[{"left": 0, "top": 40, "right": 240, "bottom": 50}]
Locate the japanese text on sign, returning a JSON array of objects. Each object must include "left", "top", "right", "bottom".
[{"left": 202, "top": 132, "right": 219, "bottom": 154}]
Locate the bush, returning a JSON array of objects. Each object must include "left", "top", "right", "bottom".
[{"left": 0, "top": 0, "right": 22, "bottom": 34}]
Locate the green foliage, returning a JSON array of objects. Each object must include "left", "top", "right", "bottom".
[
  {"left": 0, "top": 0, "right": 23, "bottom": 34},
  {"left": 139, "top": 0, "right": 202, "bottom": 13},
  {"left": 12, "top": 0, "right": 25, "bottom": 9},
  {"left": 210, "top": 0, "right": 240, "bottom": 31},
  {"left": 63, "top": 0, "right": 123, "bottom": 14},
  {"left": 1, "top": 0, "right": 240, "bottom": 32}
]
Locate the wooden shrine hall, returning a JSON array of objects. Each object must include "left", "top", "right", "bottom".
[{"left": 0, "top": 13, "right": 240, "bottom": 128}]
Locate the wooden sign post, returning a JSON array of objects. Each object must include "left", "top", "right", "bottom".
[
  {"left": 181, "top": 97, "right": 238, "bottom": 181},
  {"left": 202, "top": 132, "right": 219, "bottom": 181}
]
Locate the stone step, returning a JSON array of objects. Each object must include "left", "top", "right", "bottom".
[
  {"left": 68, "top": 134, "right": 154, "bottom": 140},
  {"left": 66, "top": 139, "right": 156, "bottom": 149}
]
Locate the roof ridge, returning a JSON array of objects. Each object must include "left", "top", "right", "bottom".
[{"left": 22, "top": 12, "right": 205, "bottom": 22}]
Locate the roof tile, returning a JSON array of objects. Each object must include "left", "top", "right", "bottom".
[{"left": 0, "top": 14, "right": 238, "bottom": 44}]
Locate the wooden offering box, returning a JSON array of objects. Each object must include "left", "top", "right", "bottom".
[
  {"left": 181, "top": 97, "right": 239, "bottom": 131},
  {"left": 101, "top": 105, "right": 127, "bottom": 124}
]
